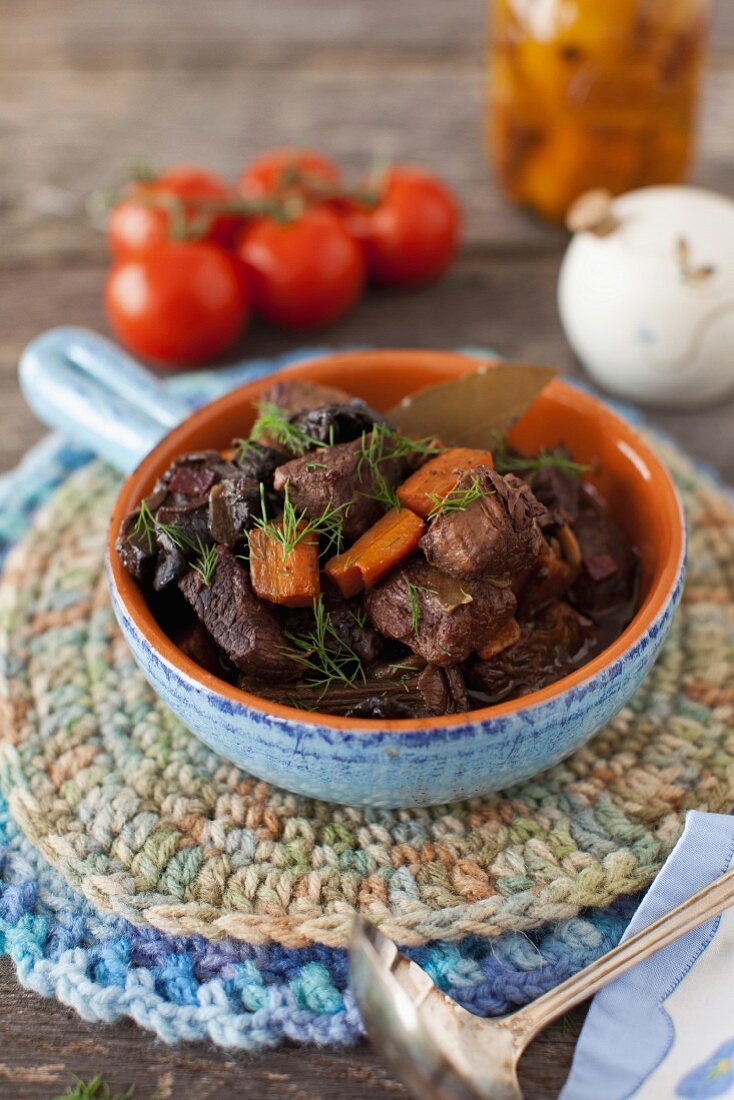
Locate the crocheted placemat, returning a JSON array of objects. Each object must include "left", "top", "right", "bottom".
[
  {"left": 1, "top": 434, "right": 733, "bottom": 949},
  {"left": 0, "top": 426, "right": 636, "bottom": 1051},
  {"left": 0, "top": 785, "right": 638, "bottom": 1048}
]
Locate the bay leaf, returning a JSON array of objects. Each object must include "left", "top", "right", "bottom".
[
  {"left": 388, "top": 362, "right": 558, "bottom": 449},
  {"left": 431, "top": 573, "right": 474, "bottom": 613}
]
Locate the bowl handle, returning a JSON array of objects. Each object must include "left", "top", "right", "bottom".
[{"left": 19, "top": 326, "right": 191, "bottom": 473}]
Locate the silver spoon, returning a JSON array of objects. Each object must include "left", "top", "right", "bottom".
[{"left": 350, "top": 867, "right": 734, "bottom": 1100}]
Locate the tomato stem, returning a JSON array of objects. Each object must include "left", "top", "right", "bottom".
[{"left": 106, "top": 159, "right": 393, "bottom": 242}]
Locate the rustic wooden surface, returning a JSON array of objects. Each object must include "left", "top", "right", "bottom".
[{"left": 1, "top": 1, "right": 733, "bottom": 1096}]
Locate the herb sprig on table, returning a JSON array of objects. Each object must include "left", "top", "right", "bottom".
[{"left": 52, "top": 1075, "right": 134, "bottom": 1100}]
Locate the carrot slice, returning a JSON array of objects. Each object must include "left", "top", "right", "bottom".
[
  {"left": 476, "top": 618, "right": 521, "bottom": 661},
  {"left": 249, "top": 522, "right": 320, "bottom": 608},
  {"left": 324, "top": 508, "right": 426, "bottom": 597},
  {"left": 396, "top": 448, "right": 494, "bottom": 517}
]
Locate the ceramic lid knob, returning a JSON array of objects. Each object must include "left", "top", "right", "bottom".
[{"left": 558, "top": 185, "right": 734, "bottom": 408}]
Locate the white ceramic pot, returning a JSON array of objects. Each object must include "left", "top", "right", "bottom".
[{"left": 558, "top": 186, "right": 734, "bottom": 408}]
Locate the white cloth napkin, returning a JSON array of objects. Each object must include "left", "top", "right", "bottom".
[{"left": 561, "top": 811, "right": 734, "bottom": 1099}]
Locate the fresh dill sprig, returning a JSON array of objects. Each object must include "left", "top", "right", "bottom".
[
  {"left": 153, "top": 519, "right": 189, "bottom": 550},
  {"left": 191, "top": 542, "right": 218, "bottom": 586},
  {"left": 131, "top": 499, "right": 157, "bottom": 551},
  {"left": 150, "top": 514, "right": 216, "bottom": 580},
  {"left": 405, "top": 579, "right": 423, "bottom": 634},
  {"left": 252, "top": 483, "right": 346, "bottom": 560},
  {"left": 288, "top": 696, "right": 322, "bottom": 712},
  {"left": 364, "top": 466, "right": 401, "bottom": 511},
  {"left": 357, "top": 425, "right": 439, "bottom": 512},
  {"left": 153, "top": 517, "right": 210, "bottom": 557},
  {"left": 233, "top": 437, "right": 258, "bottom": 462},
  {"left": 358, "top": 423, "right": 439, "bottom": 476},
  {"left": 493, "top": 442, "right": 591, "bottom": 479},
  {"left": 131, "top": 496, "right": 220, "bottom": 584},
  {"left": 250, "top": 401, "right": 324, "bottom": 456},
  {"left": 427, "top": 476, "right": 485, "bottom": 519},
  {"left": 349, "top": 605, "right": 368, "bottom": 629},
  {"left": 282, "top": 595, "right": 366, "bottom": 694},
  {"left": 404, "top": 580, "right": 439, "bottom": 633}
]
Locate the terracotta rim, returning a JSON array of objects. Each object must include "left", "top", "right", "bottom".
[{"left": 108, "top": 350, "right": 686, "bottom": 733}]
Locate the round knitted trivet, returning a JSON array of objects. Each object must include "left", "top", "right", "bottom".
[
  {"left": 0, "top": 438, "right": 732, "bottom": 949},
  {"left": 0, "top": 791, "right": 635, "bottom": 1047},
  {"left": 0, "top": 431, "right": 638, "bottom": 1051}
]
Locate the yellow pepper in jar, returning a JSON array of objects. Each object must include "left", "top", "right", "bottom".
[{"left": 487, "top": 0, "right": 711, "bottom": 223}]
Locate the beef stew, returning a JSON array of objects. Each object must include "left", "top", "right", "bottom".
[{"left": 116, "top": 379, "right": 639, "bottom": 718}]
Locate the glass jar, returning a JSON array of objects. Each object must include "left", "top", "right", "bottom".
[{"left": 487, "top": 0, "right": 711, "bottom": 224}]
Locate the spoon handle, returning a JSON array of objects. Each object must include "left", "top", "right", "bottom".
[{"left": 508, "top": 865, "right": 734, "bottom": 1046}]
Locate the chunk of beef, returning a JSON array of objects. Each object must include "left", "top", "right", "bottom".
[
  {"left": 269, "top": 659, "right": 467, "bottom": 719},
  {"left": 168, "top": 464, "right": 218, "bottom": 497},
  {"left": 416, "top": 664, "right": 468, "bottom": 714},
  {"left": 466, "top": 601, "right": 592, "bottom": 705},
  {"left": 273, "top": 434, "right": 409, "bottom": 541},
  {"left": 234, "top": 441, "right": 283, "bottom": 483},
  {"left": 343, "top": 696, "right": 424, "bottom": 719},
  {"left": 164, "top": 451, "right": 239, "bottom": 495},
  {"left": 238, "top": 658, "right": 426, "bottom": 716},
  {"left": 364, "top": 558, "right": 517, "bottom": 666},
  {"left": 420, "top": 467, "right": 547, "bottom": 580},
  {"left": 156, "top": 496, "right": 212, "bottom": 551},
  {"left": 290, "top": 400, "right": 388, "bottom": 447},
  {"left": 178, "top": 547, "right": 298, "bottom": 680},
  {"left": 259, "top": 378, "right": 353, "bottom": 415},
  {"left": 135, "top": 462, "right": 258, "bottom": 590},
  {"left": 145, "top": 478, "right": 170, "bottom": 510},
  {"left": 115, "top": 477, "right": 171, "bottom": 581},
  {"left": 522, "top": 451, "right": 582, "bottom": 526},
  {"left": 208, "top": 476, "right": 262, "bottom": 547},
  {"left": 170, "top": 620, "right": 228, "bottom": 678},
  {"left": 516, "top": 538, "right": 578, "bottom": 618},
  {"left": 118, "top": 454, "right": 242, "bottom": 585},
  {"left": 116, "top": 508, "right": 157, "bottom": 581},
  {"left": 570, "top": 507, "right": 638, "bottom": 613},
  {"left": 475, "top": 617, "right": 521, "bottom": 661},
  {"left": 148, "top": 452, "right": 243, "bottom": 571},
  {"left": 322, "top": 595, "right": 383, "bottom": 664},
  {"left": 153, "top": 529, "right": 188, "bottom": 590}
]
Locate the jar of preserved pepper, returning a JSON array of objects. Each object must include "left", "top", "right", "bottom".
[{"left": 487, "top": 0, "right": 711, "bottom": 224}]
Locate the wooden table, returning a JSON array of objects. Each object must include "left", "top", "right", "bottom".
[{"left": 1, "top": 2, "right": 733, "bottom": 1096}]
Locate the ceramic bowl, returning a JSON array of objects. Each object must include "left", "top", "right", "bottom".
[{"left": 20, "top": 328, "right": 686, "bottom": 807}]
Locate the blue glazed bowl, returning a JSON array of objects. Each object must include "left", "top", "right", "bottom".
[{"left": 20, "top": 328, "right": 686, "bottom": 807}]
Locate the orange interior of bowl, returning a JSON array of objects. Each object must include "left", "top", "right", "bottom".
[{"left": 109, "top": 350, "right": 685, "bottom": 731}]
